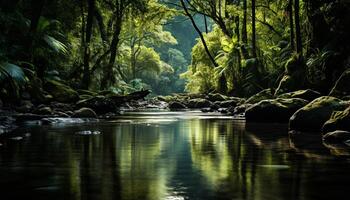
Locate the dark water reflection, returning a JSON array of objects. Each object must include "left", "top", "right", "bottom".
[{"left": 1, "top": 111, "right": 350, "bottom": 200}]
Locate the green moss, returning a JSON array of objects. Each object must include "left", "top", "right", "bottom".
[
  {"left": 44, "top": 80, "right": 79, "bottom": 103},
  {"left": 289, "top": 96, "right": 348, "bottom": 132},
  {"left": 323, "top": 106, "right": 350, "bottom": 133},
  {"left": 246, "top": 89, "right": 274, "bottom": 104}
]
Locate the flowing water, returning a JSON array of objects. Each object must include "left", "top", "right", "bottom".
[{"left": 0, "top": 111, "right": 350, "bottom": 200}]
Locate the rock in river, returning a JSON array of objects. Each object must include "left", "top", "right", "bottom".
[
  {"left": 245, "top": 89, "right": 274, "bottom": 104},
  {"left": 245, "top": 98, "right": 308, "bottom": 123},
  {"left": 323, "top": 130, "right": 350, "bottom": 145},
  {"left": 72, "top": 108, "right": 97, "bottom": 118},
  {"left": 186, "top": 98, "right": 213, "bottom": 109},
  {"left": 168, "top": 101, "right": 187, "bottom": 110},
  {"left": 278, "top": 89, "right": 321, "bottom": 101},
  {"left": 289, "top": 96, "right": 349, "bottom": 132},
  {"left": 322, "top": 106, "right": 350, "bottom": 133}
]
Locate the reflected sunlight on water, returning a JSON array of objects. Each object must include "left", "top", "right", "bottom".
[{"left": 0, "top": 112, "right": 350, "bottom": 200}]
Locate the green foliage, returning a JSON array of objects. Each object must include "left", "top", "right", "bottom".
[{"left": 0, "top": 62, "right": 27, "bottom": 100}]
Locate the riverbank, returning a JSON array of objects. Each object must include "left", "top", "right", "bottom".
[{"left": 1, "top": 77, "right": 350, "bottom": 149}]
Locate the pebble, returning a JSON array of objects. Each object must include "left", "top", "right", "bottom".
[
  {"left": 75, "top": 130, "right": 101, "bottom": 135},
  {"left": 10, "top": 136, "right": 23, "bottom": 141}
]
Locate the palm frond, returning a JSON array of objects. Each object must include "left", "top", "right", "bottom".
[
  {"left": 0, "top": 62, "right": 26, "bottom": 83},
  {"left": 43, "top": 35, "right": 68, "bottom": 55}
]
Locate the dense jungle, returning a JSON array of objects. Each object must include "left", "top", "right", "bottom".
[{"left": 1, "top": 0, "right": 350, "bottom": 200}]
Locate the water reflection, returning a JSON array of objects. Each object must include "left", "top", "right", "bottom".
[{"left": 0, "top": 112, "right": 350, "bottom": 200}]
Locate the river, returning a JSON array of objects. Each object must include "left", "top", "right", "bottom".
[{"left": 0, "top": 111, "right": 349, "bottom": 200}]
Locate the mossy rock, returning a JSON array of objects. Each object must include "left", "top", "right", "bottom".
[
  {"left": 322, "top": 106, "right": 350, "bottom": 134},
  {"left": 44, "top": 80, "right": 79, "bottom": 103},
  {"left": 157, "top": 95, "right": 180, "bottom": 103},
  {"left": 329, "top": 69, "right": 350, "bottom": 98},
  {"left": 185, "top": 93, "right": 206, "bottom": 99},
  {"left": 168, "top": 101, "right": 187, "bottom": 110},
  {"left": 246, "top": 98, "right": 308, "bottom": 123},
  {"left": 215, "top": 99, "right": 241, "bottom": 108},
  {"left": 278, "top": 89, "right": 321, "bottom": 101},
  {"left": 207, "top": 93, "right": 228, "bottom": 102},
  {"left": 323, "top": 130, "right": 350, "bottom": 145},
  {"left": 186, "top": 98, "right": 213, "bottom": 109},
  {"left": 72, "top": 107, "right": 97, "bottom": 118},
  {"left": 246, "top": 89, "right": 275, "bottom": 104},
  {"left": 289, "top": 96, "right": 349, "bottom": 132}
]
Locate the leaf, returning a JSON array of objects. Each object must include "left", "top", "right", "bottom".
[
  {"left": 43, "top": 35, "right": 68, "bottom": 55},
  {"left": 0, "top": 62, "right": 26, "bottom": 83}
]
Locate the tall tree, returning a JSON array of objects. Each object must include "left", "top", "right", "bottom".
[
  {"left": 29, "top": 0, "right": 46, "bottom": 79},
  {"left": 294, "top": 0, "right": 302, "bottom": 55},
  {"left": 180, "top": 0, "right": 217, "bottom": 67},
  {"left": 288, "top": 0, "right": 295, "bottom": 50},
  {"left": 251, "top": 0, "right": 257, "bottom": 58},
  {"left": 81, "top": 0, "right": 95, "bottom": 89},
  {"left": 101, "top": 0, "right": 147, "bottom": 89}
]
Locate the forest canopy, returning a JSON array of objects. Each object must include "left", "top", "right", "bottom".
[{"left": 1, "top": 0, "right": 350, "bottom": 103}]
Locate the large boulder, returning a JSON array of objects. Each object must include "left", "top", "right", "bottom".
[
  {"left": 329, "top": 69, "right": 350, "bottom": 98},
  {"left": 168, "top": 101, "right": 187, "bottom": 110},
  {"left": 34, "top": 106, "right": 53, "bottom": 115},
  {"left": 322, "top": 106, "right": 350, "bottom": 133},
  {"left": 44, "top": 80, "right": 79, "bottom": 103},
  {"left": 289, "top": 96, "right": 348, "bottom": 132},
  {"left": 278, "top": 89, "right": 321, "bottom": 101},
  {"left": 215, "top": 99, "right": 241, "bottom": 108},
  {"left": 245, "top": 89, "right": 274, "bottom": 104},
  {"left": 323, "top": 130, "right": 350, "bottom": 145},
  {"left": 72, "top": 108, "right": 97, "bottom": 118},
  {"left": 207, "top": 93, "right": 228, "bottom": 102},
  {"left": 246, "top": 98, "right": 308, "bottom": 123},
  {"left": 186, "top": 98, "right": 213, "bottom": 108}
]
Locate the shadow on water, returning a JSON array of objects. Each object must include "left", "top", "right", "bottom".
[{"left": 1, "top": 112, "right": 350, "bottom": 200}]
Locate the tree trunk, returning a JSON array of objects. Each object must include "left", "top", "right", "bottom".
[
  {"left": 101, "top": 17, "right": 122, "bottom": 89},
  {"left": 288, "top": 0, "right": 295, "bottom": 51},
  {"left": 180, "top": 0, "right": 218, "bottom": 67},
  {"left": 294, "top": 0, "right": 302, "bottom": 55},
  {"left": 251, "top": 0, "right": 257, "bottom": 58},
  {"left": 94, "top": 6, "right": 107, "bottom": 42},
  {"left": 81, "top": 0, "right": 95, "bottom": 89},
  {"left": 241, "top": 0, "right": 249, "bottom": 58},
  {"left": 29, "top": 0, "right": 46, "bottom": 79}
]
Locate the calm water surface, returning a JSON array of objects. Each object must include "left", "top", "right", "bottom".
[{"left": 1, "top": 111, "right": 350, "bottom": 200}]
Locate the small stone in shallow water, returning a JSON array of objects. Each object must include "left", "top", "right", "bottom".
[
  {"left": 9, "top": 137, "right": 23, "bottom": 141},
  {"left": 76, "top": 131, "right": 92, "bottom": 135},
  {"left": 75, "top": 130, "right": 101, "bottom": 135},
  {"left": 93, "top": 131, "right": 101, "bottom": 135}
]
